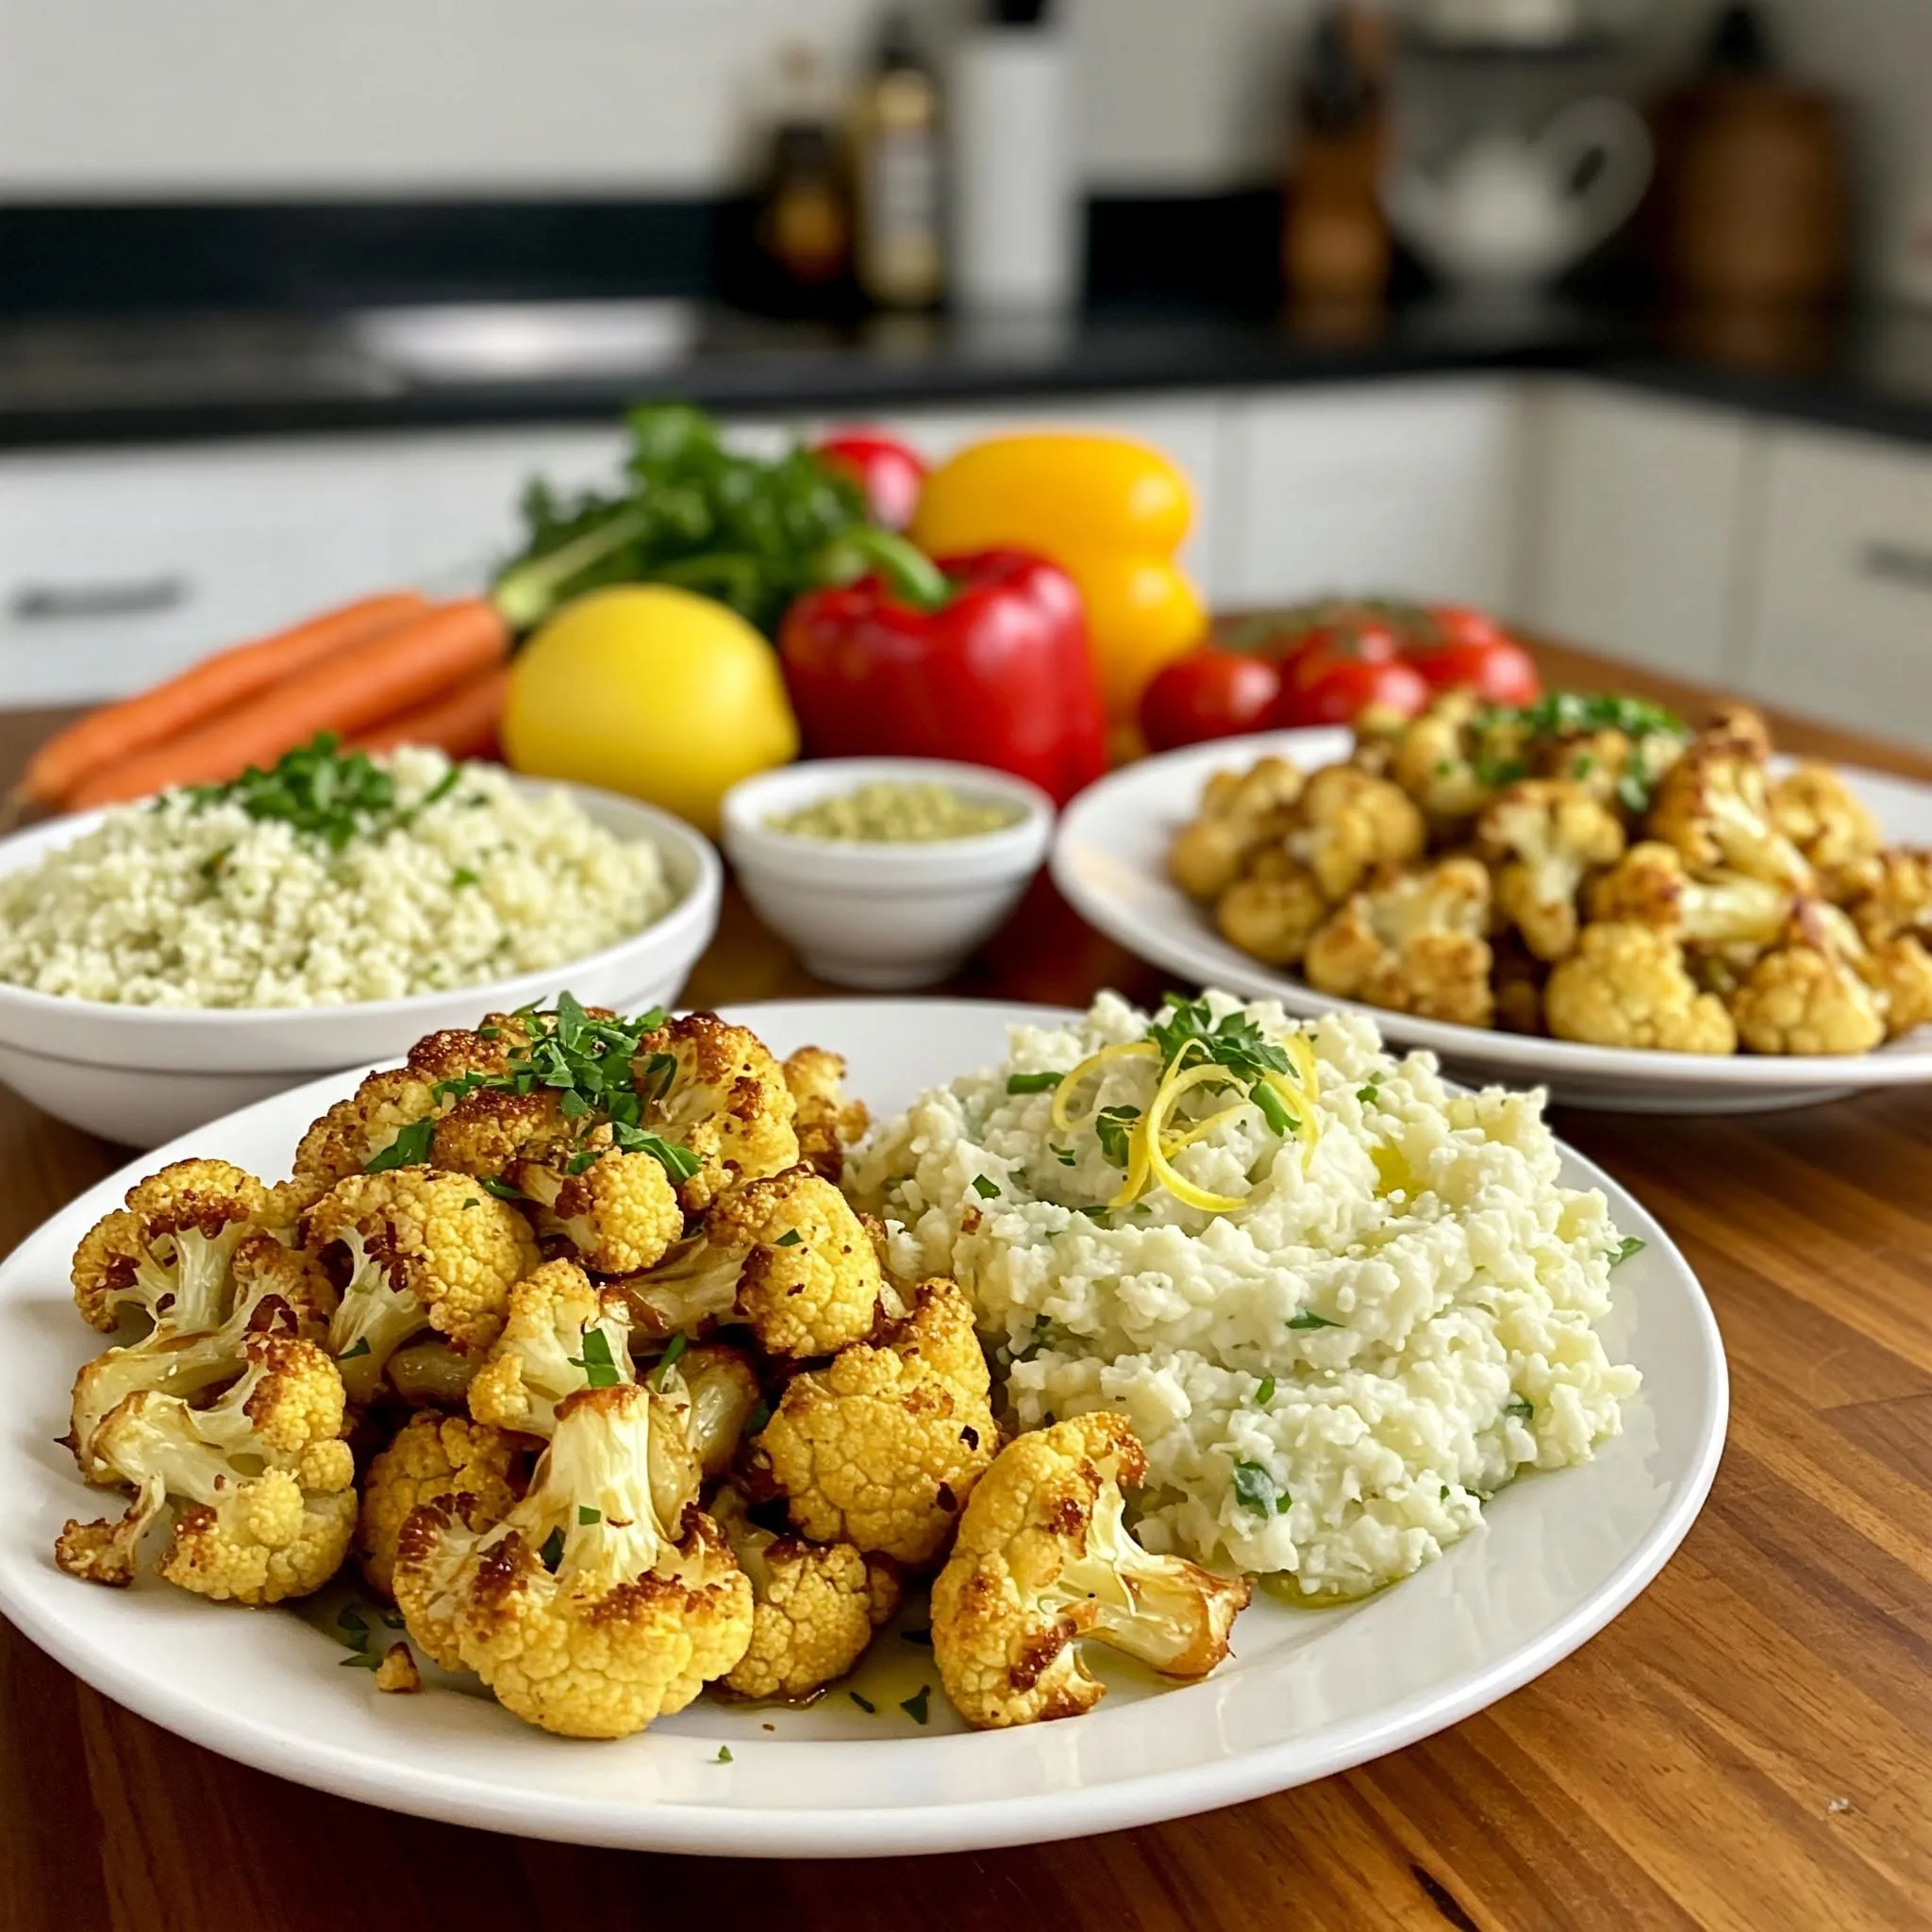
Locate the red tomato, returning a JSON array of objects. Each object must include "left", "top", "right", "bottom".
[
  {"left": 1406, "top": 615, "right": 1541, "bottom": 707},
  {"left": 1139, "top": 650, "right": 1283, "bottom": 752},
  {"left": 814, "top": 430, "right": 928, "bottom": 530},
  {"left": 1274, "top": 652, "right": 1429, "bottom": 728}
]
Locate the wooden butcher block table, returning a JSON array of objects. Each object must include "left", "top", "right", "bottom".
[{"left": 1, "top": 639, "right": 1927, "bottom": 1932}]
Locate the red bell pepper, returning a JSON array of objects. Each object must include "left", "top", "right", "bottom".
[
  {"left": 778, "top": 535, "right": 1108, "bottom": 805},
  {"left": 814, "top": 430, "right": 928, "bottom": 531}
]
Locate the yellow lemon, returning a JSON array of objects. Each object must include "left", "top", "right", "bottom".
[{"left": 504, "top": 585, "right": 798, "bottom": 836}]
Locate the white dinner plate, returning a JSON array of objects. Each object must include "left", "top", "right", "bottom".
[
  {"left": 0, "top": 998, "right": 1726, "bottom": 1856},
  {"left": 1054, "top": 729, "right": 1932, "bottom": 1111}
]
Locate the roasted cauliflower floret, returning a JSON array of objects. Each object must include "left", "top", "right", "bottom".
[
  {"left": 1214, "top": 860, "right": 1328, "bottom": 967},
  {"left": 1285, "top": 764, "right": 1426, "bottom": 903},
  {"left": 292, "top": 1069, "right": 442, "bottom": 1191},
  {"left": 58, "top": 1341, "right": 356, "bottom": 1603},
  {"left": 1588, "top": 841, "right": 1790, "bottom": 955},
  {"left": 745, "top": 1277, "right": 999, "bottom": 1567},
  {"left": 71, "top": 1158, "right": 268, "bottom": 1336},
  {"left": 510, "top": 1137, "right": 684, "bottom": 1276},
  {"left": 634, "top": 1013, "right": 798, "bottom": 1212},
  {"left": 1303, "top": 858, "right": 1494, "bottom": 1026},
  {"left": 429, "top": 1087, "right": 571, "bottom": 1181},
  {"left": 622, "top": 1165, "right": 883, "bottom": 1360},
  {"left": 1387, "top": 690, "right": 1497, "bottom": 828},
  {"left": 1477, "top": 779, "right": 1625, "bottom": 962},
  {"left": 391, "top": 1383, "right": 752, "bottom": 1738},
  {"left": 304, "top": 1168, "right": 538, "bottom": 1403},
  {"left": 710, "top": 1486, "right": 901, "bottom": 1702},
  {"left": 782, "top": 1046, "right": 870, "bottom": 1184},
  {"left": 931, "top": 1413, "right": 1250, "bottom": 1730},
  {"left": 1167, "top": 755, "right": 1305, "bottom": 902},
  {"left": 468, "top": 1259, "right": 634, "bottom": 1437},
  {"left": 658, "top": 1342, "right": 763, "bottom": 1481},
  {"left": 1729, "top": 906, "right": 1889, "bottom": 1056},
  {"left": 1771, "top": 763, "right": 1882, "bottom": 892},
  {"left": 1544, "top": 923, "right": 1737, "bottom": 1055},
  {"left": 1650, "top": 742, "right": 1813, "bottom": 892},
  {"left": 358, "top": 1410, "right": 530, "bottom": 1599},
  {"left": 1846, "top": 848, "right": 1931, "bottom": 948}
]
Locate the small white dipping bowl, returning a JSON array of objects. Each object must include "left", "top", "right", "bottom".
[
  {"left": 721, "top": 758, "right": 1054, "bottom": 991},
  {"left": 0, "top": 780, "right": 722, "bottom": 1149}
]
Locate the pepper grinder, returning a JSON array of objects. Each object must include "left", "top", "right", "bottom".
[{"left": 950, "top": 0, "right": 1081, "bottom": 312}]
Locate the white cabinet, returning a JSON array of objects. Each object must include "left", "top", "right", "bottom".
[
  {"left": 1736, "top": 425, "right": 1932, "bottom": 745},
  {"left": 1217, "top": 377, "right": 1524, "bottom": 612},
  {"left": 1520, "top": 382, "right": 1756, "bottom": 682}
]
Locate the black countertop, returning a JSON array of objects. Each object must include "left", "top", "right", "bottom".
[{"left": 5, "top": 294, "right": 1932, "bottom": 455}]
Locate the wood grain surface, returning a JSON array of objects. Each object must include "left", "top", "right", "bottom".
[{"left": 2, "top": 650, "right": 1929, "bottom": 1932}]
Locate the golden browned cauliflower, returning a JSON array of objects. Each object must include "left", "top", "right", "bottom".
[
  {"left": 658, "top": 1341, "right": 763, "bottom": 1481},
  {"left": 1167, "top": 756, "right": 1304, "bottom": 902},
  {"left": 71, "top": 1158, "right": 268, "bottom": 1337},
  {"left": 744, "top": 1278, "right": 999, "bottom": 1567},
  {"left": 783, "top": 1046, "right": 871, "bottom": 1185},
  {"left": 1303, "top": 858, "right": 1494, "bottom": 1026},
  {"left": 1285, "top": 763, "right": 1427, "bottom": 903},
  {"left": 511, "top": 1135, "right": 686, "bottom": 1277},
  {"left": 1840, "top": 850, "right": 1932, "bottom": 1037},
  {"left": 621, "top": 1165, "right": 883, "bottom": 1360},
  {"left": 1771, "top": 763, "right": 1883, "bottom": 894},
  {"left": 1386, "top": 690, "right": 1500, "bottom": 829},
  {"left": 634, "top": 1013, "right": 799, "bottom": 1212},
  {"left": 709, "top": 1486, "right": 901, "bottom": 1702},
  {"left": 1588, "top": 841, "right": 1790, "bottom": 956},
  {"left": 292, "top": 1069, "right": 445, "bottom": 1191},
  {"left": 303, "top": 1168, "right": 538, "bottom": 1403},
  {"left": 358, "top": 1410, "right": 531, "bottom": 1599},
  {"left": 1649, "top": 741, "right": 1813, "bottom": 892},
  {"left": 931, "top": 1413, "right": 1250, "bottom": 1730},
  {"left": 1214, "top": 858, "right": 1328, "bottom": 967},
  {"left": 1729, "top": 906, "right": 1889, "bottom": 1056},
  {"left": 428, "top": 1086, "right": 572, "bottom": 1180},
  {"left": 391, "top": 1383, "right": 752, "bottom": 1738},
  {"left": 1477, "top": 779, "right": 1625, "bottom": 963},
  {"left": 57, "top": 1337, "right": 356, "bottom": 1602},
  {"left": 1544, "top": 923, "right": 1737, "bottom": 1054}
]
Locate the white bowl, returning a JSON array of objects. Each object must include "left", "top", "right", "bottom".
[
  {"left": 721, "top": 758, "right": 1054, "bottom": 990},
  {"left": 0, "top": 780, "right": 723, "bottom": 1147}
]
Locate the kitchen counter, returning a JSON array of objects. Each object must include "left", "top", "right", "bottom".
[
  {"left": 2, "top": 636, "right": 1931, "bottom": 1931},
  {"left": 8, "top": 293, "right": 1932, "bottom": 455}
]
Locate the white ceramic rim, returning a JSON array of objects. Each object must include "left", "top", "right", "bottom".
[
  {"left": 1053, "top": 728, "right": 1932, "bottom": 1093},
  {"left": 0, "top": 777, "right": 723, "bottom": 1066},
  {"left": 0, "top": 997, "right": 1728, "bottom": 1857},
  {"left": 722, "top": 758, "right": 1055, "bottom": 889}
]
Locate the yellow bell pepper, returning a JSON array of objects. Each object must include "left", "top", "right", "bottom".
[{"left": 910, "top": 433, "right": 1208, "bottom": 721}]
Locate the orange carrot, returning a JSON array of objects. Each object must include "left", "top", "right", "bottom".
[
  {"left": 20, "top": 591, "right": 428, "bottom": 810},
  {"left": 353, "top": 665, "right": 510, "bottom": 761},
  {"left": 68, "top": 599, "right": 510, "bottom": 809}
]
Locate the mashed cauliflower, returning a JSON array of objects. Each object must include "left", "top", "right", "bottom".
[
  {"left": 0, "top": 747, "right": 673, "bottom": 1008},
  {"left": 850, "top": 991, "right": 1642, "bottom": 1599}
]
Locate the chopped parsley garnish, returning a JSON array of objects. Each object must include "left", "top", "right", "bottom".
[
  {"left": 1440, "top": 1485, "right": 1451, "bottom": 1501},
  {"left": 340, "top": 1651, "right": 384, "bottom": 1671},
  {"left": 568, "top": 1325, "right": 622, "bottom": 1389},
  {"left": 774, "top": 1228, "right": 803, "bottom": 1247},
  {"left": 339, "top": 1338, "right": 372, "bottom": 1361},
  {"left": 1616, "top": 769, "right": 1654, "bottom": 816},
  {"left": 972, "top": 1175, "right": 1000, "bottom": 1200},
  {"left": 462, "top": 1197, "right": 479, "bottom": 1210},
  {"left": 336, "top": 1606, "right": 371, "bottom": 1649},
  {"left": 382, "top": 1610, "right": 406, "bottom": 1630},
  {"left": 539, "top": 1528, "right": 566, "bottom": 1573},
  {"left": 184, "top": 734, "right": 402, "bottom": 851},
  {"left": 900, "top": 1686, "right": 932, "bottom": 1724},
  {"left": 1288, "top": 1310, "right": 1341, "bottom": 1331},
  {"left": 745, "top": 1398, "right": 773, "bottom": 1437},
  {"left": 1231, "top": 1460, "right": 1291, "bottom": 1517},
  {"left": 1013, "top": 1320, "right": 1054, "bottom": 1363},
  {"left": 577, "top": 1505, "right": 603, "bottom": 1526},
  {"left": 365, "top": 1118, "right": 436, "bottom": 1174},
  {"left": 1255, "top": 1377, "right": 1275, "bottom": 1406},
  {"left": 1569, "top": 754, "right": 1594, "bottom": 779},
  {"left": 1074, "top": 1205, "right": 1109, "bottom": 1227},
  {"left": 1611, "top": 1235, "right": 1646, "bottom": 1268},
  {"left": 1051, "top": 1145, "right": 1077, "bottom": 1167},
  {"left": 715, "top": 1746, "right": 733, "bottom": 1763},
  {"left": 1500, "top": 691, "right": 1685, "bottom": 741},
  {"left": 849, "top": 1691, "right": 876, "bottom": 1714},
  {"left": 478, "top": 1174, "right": 525, "bottom": 1202},
  {"left": 1007, "top": 1071, "right": 1065, "bottom": 1093},
  {"left": 1146, "top": 993, "right": 1292, "bottom": 1084},
  {"left": 430, "top": 992, "right": 698, "bottom": 1185},
  {"left": 1357, "top": 1083, "right": 1380, "bottom": 1107},
  {"left": 451, "top": 865, "right": 481, "bottom": 889},
  {"left": 1504, "top": 1397, "right": 1535, "bottom": 1424},
  {"left": 650, "top": 1331, "right": 690, "bottom": 1390},
  {"left": 1251, "top": 1081, "right": 1298, "bottom": 1139},
  {"left": 1094, "top": 1105, "right": 1141, "bottom": 1166}
]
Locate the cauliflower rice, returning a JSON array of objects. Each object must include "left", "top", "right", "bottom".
[
  {"left": 851, "top": 991, "right": 1642, "bottom": 1599},
  {"left": 0, "top": 748, "right": 674, "bottom": 1008}
]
